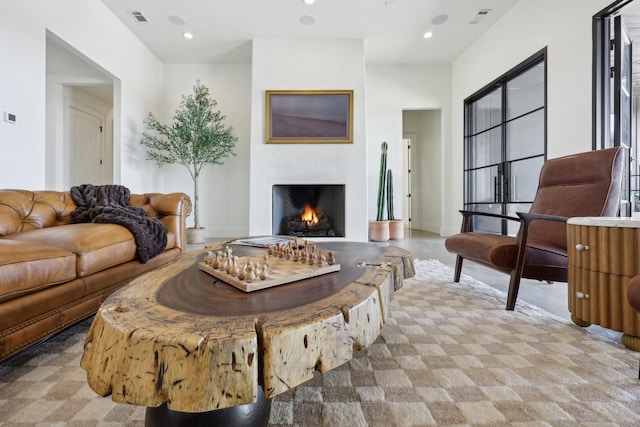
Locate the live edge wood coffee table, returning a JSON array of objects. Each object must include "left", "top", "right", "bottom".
[{"left": 80, "top": 239, "right": 414, "bottom": 427}]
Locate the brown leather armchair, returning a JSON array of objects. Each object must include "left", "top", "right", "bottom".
[{"left": 445, "top": 147, "right": 624, "bottom": 310}]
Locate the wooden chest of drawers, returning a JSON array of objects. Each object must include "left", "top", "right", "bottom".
[{"left": 567, "top": 217, "right": 640, "bottom": 350}]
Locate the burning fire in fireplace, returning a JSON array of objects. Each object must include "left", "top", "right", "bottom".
[
  {"left": 272, "top": 184, "right": 345, "bottom": 237},
  {"left": 301, "top": 204, "right": 319, "bottom": 226},
  {"left": 285, "top": 205, "right": 334, "bottom": 237}
]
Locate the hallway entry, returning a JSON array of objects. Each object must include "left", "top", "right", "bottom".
[
  {"left": 46, "top": 33, "right": 115, "bottom": 190},
  {"left": 402, "top": 109, "right": 442, "bottom": 234},
  {"left": 68, "top": 103, "right": 112, "bottom": 186}
]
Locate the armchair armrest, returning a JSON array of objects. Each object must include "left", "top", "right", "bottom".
[
  {"left": 457, "top": 210, "right": 569, "bottom": 235},
  {"left": 459, "top": 210, "right": 520, "bottom": 221},
  {"left": 516, "top": 212, "right": 569, "bottom": 226},
  {"left": 457, "top": 209, "right": 520, "bottom": 233}
]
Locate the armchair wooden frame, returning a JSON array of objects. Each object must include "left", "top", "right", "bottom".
[
  {"left": 446, "top": 147, "right": 623, "bottom": 311},
  {"left": 453, "top": 210, "right": 568, "bottom": 311}
]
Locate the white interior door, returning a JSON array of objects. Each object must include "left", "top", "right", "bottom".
[
  {"left": 69, "top": 105, "right": 103, "bottom": 186},
  {"left": 402, "top": 133, "right": 417, "bottom": 229}
]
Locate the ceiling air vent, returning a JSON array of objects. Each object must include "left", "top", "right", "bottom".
[
  {"left": 130, "top": 11, "right": 150, "bottom": 24},
  {"left": 469, "top": 9, "right": 492, "bottom": 25}
]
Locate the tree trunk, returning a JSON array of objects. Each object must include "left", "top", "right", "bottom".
[
  {"left": 80, "top": 242, "right": 415, "bottom": 412},
  {"left": 193, "top": 173, "right": 200, "bottom": 229}
]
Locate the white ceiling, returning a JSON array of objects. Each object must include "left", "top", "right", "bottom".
[
  {"left": 48, "top": 0, "right": 640, "bottom": 102},
  {"left": 46, "top": 0, "right": 518, "bottom": 105},
  {"left": 99, "top": 0, "right": 518, "bottom": 64}
]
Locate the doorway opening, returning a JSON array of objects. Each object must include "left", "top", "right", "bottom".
[
  {"left": 401, "top": 109, "right": 442, "bottom": 234},
  {"left": 46, "top": 32, "right": 116, "bottom": 189}
]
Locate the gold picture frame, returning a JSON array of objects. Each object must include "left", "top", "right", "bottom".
[{"left": 265, "top": 90, "right": 353, "bottom": 144}]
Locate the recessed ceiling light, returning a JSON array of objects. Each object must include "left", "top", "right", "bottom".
[
  {"left": 300, "top": 15, "right": 316, "bottom": 25},
  {"left": 168, "top": 15, "right": 186, "bottom": 26},
  {"left": 302, "top": 0, "right": 315, "bottom": 4},
  {"left": 431, "top": 14, "right": 448, "bottom": 25},
  {"left": 183, "top": 32, "right": 193, "bottom": 39},
  {"left": 423, "top": 31, "right": 433, "bottom": 39}
]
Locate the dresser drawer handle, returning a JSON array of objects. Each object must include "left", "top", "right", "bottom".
[
  {"left": 575, "top": 244, "right": 589, "bottom": 251},
  {"left": 575, "top": 291, "right": 590, "bottom": 299}
]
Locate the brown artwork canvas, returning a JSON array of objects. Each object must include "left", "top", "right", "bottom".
[{"left": 266, "top": 90, "right": 353, "bottom": 144}]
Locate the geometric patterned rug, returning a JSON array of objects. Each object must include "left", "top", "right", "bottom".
[{"left": 2, "top": 259, "right": 640, "bottom": 426}]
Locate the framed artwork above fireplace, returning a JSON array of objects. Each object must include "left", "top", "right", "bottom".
[{"left": 265, "top": 90, "right": 353, "bottom": 144}]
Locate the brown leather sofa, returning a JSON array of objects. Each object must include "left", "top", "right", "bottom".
[{"left": 0, "top": 189, "right": 192, "bottom": 361}]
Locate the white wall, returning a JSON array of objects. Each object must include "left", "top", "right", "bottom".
[
  {"left": 0, "top": 6, "right": 48, "bottom": 188},
  {"left": 445, "top": 0, "right": 613, "bottom": 236},
  {"left": 163, "top": 59, "right": 454, "bottom": 240},
  {"left": 164, "top": 53, "right": 454, "bottom": 240},
  {"left": 366, "top": 64, "right": 451, "bottom": 235},
  {"left": 0, "top": 0, "right": 163, "bottom": 191},
  {"left": 249, "top": 39, "right": 369, "bottom": 241},
  {"left": 162, "top": 64, "right": 252, "bottom": 236}
]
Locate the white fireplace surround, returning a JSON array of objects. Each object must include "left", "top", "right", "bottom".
[
  {"left": 247, "top": 39, "right": 369, "bottom": 241},
  {"left": 247, "top": 142, "right": 368, "bottom": 241}
]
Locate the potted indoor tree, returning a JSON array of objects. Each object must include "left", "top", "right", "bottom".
[{"left": 141, "top": 80, "right": 237, "bottom": 243}]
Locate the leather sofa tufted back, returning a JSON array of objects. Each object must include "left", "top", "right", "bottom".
[
  {"left": 0, "top": 190, "right": 191, "bottom": 251},
  {"left": 0, "top": 190, "right": 76, "bottom": 236}
]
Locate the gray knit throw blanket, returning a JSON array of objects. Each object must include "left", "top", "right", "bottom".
[{"left": 70, "top": 184, "right": 168, "bottom": 263}]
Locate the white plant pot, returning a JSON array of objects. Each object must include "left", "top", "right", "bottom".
[
  {"left": 389, "top": 220, "right": 405, "bottom": 240},
  {"left": 186, "top": 227, "right": 206, "bottom": 244},
  {"left": 368, "top": 220, "right": 390, "bottom": 242}
]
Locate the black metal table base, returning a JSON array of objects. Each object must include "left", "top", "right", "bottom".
[{"left": 145, "top": 387, "right": 272, "bottom": 427}]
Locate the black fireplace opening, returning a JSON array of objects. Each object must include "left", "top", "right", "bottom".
[{"left": 272, "top": 185, "right": 345, "bottom": 237}]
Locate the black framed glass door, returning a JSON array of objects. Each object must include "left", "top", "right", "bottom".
[
  {"left": 594, "top": 1, "right": 635, "bottom": 217},
  {"left": 614, "top": 15, "right": 633, "bottom": 215},
  {"left": 463, "top": 50, "right": 547, "bottom": 235}
]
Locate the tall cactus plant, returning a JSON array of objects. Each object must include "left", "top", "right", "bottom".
[
  {"left": 376, "top": 142, "right": 388, "bottom": 221},
  {"left": 386, "top": 169, "right": 394, "bottom": 221}
]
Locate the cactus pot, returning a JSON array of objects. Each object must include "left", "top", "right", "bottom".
[
  {"left": 368, "top": 220, "right": 390, "bottom": 242},
  {"left": 389, "top": 220, "right": 405, "bottom": 240}
]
